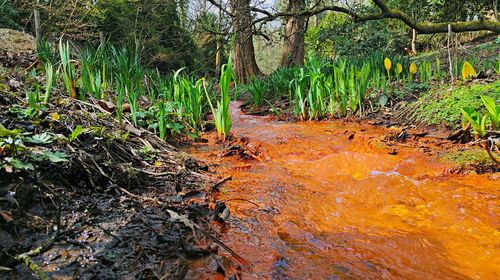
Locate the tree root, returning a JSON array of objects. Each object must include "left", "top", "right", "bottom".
[
  {"left": 14, "top": 235, "right": 57, "bottom": 280},
  {"left": 484, "top": 141, "right": 500, "bottom": 167}
]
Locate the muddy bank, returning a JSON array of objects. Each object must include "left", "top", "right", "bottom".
[
  {"left": 0, "top": 65, "right": 238, "bottom": 279},
  {"left": 184, "top": 102, "right": 500, "bottom": 279}
]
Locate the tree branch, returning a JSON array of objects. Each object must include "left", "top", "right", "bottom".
[
  {"left": 206, "top": 0, "right": 234, "bottom": 17},
  {"left": 252, "top": 5, "right": 357, "bottom": 25},
  {"left": 367, "top": 0, "right": 500, "bottom": 33},
  {"left": 250, "top": 0, "right": 500, "bottom": 34}
]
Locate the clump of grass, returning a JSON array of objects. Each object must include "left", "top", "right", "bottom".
[{"left": 248, "top": 77, "right": 266, "bottom": 109}]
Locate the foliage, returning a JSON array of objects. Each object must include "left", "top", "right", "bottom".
[
  {"left": 416, "top": 80, "right": 500, "bottom": 128},
  {"left": 0, "top": 0, "right": 20, "bottom": 30},
  {"left": 206, "top": 52, "right": 235, "bottom": 141},
  {"left": 69, "top": 125, "right": 86, "bottom": 142},
  {"left": 306, "top": 12, "right": 409, "bottom": 58},
  {"left": 481, "top": 96, "right": 500, "bottom": 130},
  {"left": 43, "top": 62, "right": 54, "bottom": 104},
  {"left": 59, "top": 39, "right": 77, "bottom": 99},
  {"left": 461, "top": 95, "right": 500, "bottom": 165},
  {"left": 248, "top": 77, "right": 266, "bottom": 109},
  {"left": 461, "top": 61, "right": 477, "bottom": 80},
  {"left": 0, "top": 124, "right": 69, "bottom": 173},
  {"left": 289, "top": 68, "right": 308, "bottom": 120},
  {"left": 36, "top": 39, "right": 55, "bottom": 65}
]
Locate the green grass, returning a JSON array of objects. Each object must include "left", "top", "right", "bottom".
[{"left": 416, "top": 80, "right": 500, "bottom": 128}]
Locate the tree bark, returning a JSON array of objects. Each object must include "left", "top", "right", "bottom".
[
  {"left": 493, "top": 0, "right": 498, "bottom": 22},
  {"left": 215, "top": 0, "right": 222, "bottom": 78},
  {"left": 280, "top": 0, "right": 306, "bottom": 67},
  {"left": 411, "top": 28, "right": 416, "bottom": 54},
  {"left": 34, "top": 0, "right": 42, "bottom": 44},
  {"left": 230, "top": 0, "right": 262, "bottom": 83}
]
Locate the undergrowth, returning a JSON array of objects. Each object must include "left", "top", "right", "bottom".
[
  {"left": 415, "top": 80, "right": 500, "bottom": 128},
  {"left": 441, "top": 149, "right": 496, "bottom": 173}
]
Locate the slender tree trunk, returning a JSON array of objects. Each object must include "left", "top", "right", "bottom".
[
  {"left": 99, "top": 31, "right": 105, "bottom": 46},
  {"left": 280, "top": 0, "right": 306, "bottom": 67},
  {"left": 178, "top": 0, "right": 187, "bottom": 28},
  {"left": 34, "top": 0, "right": 41, "bottom": 44},
  {"left": 215, "top": 0, "right": 222, "bottom": 78},
  {"left": 494, "top": 0, "right": 498, "bottom": 22},
  {"left": 447, "top": 24, "right": 453, "bottom": 79},
  {"left": 230, "top": 0, "right": 262, "bottom": 83},
  {"left": 411, "top": 28, "right": 417, "bottom": 55}
]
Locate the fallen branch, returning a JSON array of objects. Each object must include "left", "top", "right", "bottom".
[{"left": 14, "top": 234, "right": 59, "bottom": 280}]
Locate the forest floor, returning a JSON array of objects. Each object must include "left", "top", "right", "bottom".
[{"left": 0, "top": 52, "right": 243, "bottom": 279}]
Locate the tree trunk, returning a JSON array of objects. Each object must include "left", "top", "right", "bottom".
[
  {"left": 215, "top": 0, "right": 222, "bottom": 79},
  {"left": 494, "top": 0, "right": 498, "bottom": 22},
  {"left": 34, "top": 0, "right": 42, "bottom": 44},
  {"left": 99, "top": 31, "right": 105, "bottom": 47},
  {"left": 280, "top": 0, "right": 306, "bottom": 67},
  {"left": 178, "top": 0, "right": 187, "bottom": 28},
  {"left": 411, "top": 28, "right": 417, "bottom": 55},
  {"left": 230, "top": 0, "right": 262, "bottom": 83}
]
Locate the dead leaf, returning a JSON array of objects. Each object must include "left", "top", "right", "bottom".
[
  {"left": 0, "top": 210, "right": 14, "bottom": 222},
  {"left": 98, "top": 100, "right": 116, "bottom": 113},
  {"left": 122, "top": 103, "right": 131, "bottom": 112},
  {"left": 166, "top": 209, "right": 194, "bottom": 231},
  {"left": 124, "top": 123, "right": 142, "bottom": 136}
]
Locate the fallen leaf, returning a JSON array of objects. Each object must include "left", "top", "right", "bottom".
[
  {"left": 98, "top": 100, "right": 116, "bottom": 113},
  {"left": 167, "top": 209, "right": 194, "bottom": 231},
  {"left": 0, "top": 210, "right": 14, "bottom": 222}
]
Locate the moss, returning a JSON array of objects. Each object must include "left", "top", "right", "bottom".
[
  {"left": 442, "top": 149, "right": 491, "bottom": 166},
  {"left": 415, "top": 79, "right": 500, "bottom": 128},
  {"left": 441, "top": 148, "right": 498, "bottom": 173}
]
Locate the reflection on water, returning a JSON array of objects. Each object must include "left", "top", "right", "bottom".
[{"left": 187, "top": 102, "right": 500, "bottom": 279}]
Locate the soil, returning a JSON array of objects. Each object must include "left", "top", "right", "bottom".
[{"left": 0, "top": 53, "right": 242, "bottom": 279}]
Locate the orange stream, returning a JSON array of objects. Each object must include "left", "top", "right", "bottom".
[{"left": 187, "top": 102, "right": 500, "bottom": 279}]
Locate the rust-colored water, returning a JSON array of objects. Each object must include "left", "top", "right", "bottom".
[{"left": 187, "top": 102, "right": 500, "bottom": 279}]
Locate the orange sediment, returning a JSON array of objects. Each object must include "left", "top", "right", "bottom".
[{"left": 187, "top": 102, "right": 500, "bottom": 279}]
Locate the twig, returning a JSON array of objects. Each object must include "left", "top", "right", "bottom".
[
  {"left": 192, "top": 223, "right": 250, "bottom": 267},
  {"left": 131, "top": 167, "right": 177, "bottom": 176},
  {"left": 212, "top": 176, "right": 232, "bottom": 189},
  {"left": 222, "top": 198, "right": 260, "bottom": 208}
]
